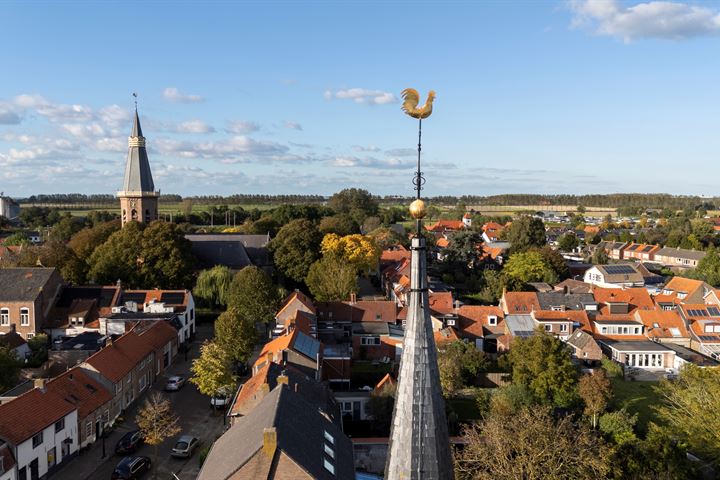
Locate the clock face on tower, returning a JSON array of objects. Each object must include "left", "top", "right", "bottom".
[{"left": 130, "top": 199, "right": 137, "bottom": 209}]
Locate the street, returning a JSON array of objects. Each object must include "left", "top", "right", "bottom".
[{"left": 52, "top": 322, "right": 227, "bottom": 480}]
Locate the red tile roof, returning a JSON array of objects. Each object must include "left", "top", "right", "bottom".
[
  {"left": 374, "top": 373, "right": 396, "bottom": 394},
  {"left": 636, "top": 310, "right": 688, "bottom": 340},
  {"left": 434, "top": 327, "right": 460, "bottom": 346},
  {"left": 254, "top": 329, "right": 299, "bottom": 369},
  {"left": 458, "top": 305, "right": 504, "bottom": 338},
  {"left": 47, "top": 368, "right": 112, "bottom": 419},
  {"left": 501, "top": 292, "right": 540, "bottom": 314},
  {"left": 426, "top": 220, "right": 465, "bottom": 232},
  {"left": 316, "top": 300, "right": 397, "bottom": 323},
  {"left": 277, "top": 291, "right": 316, "bottom": 318},
  {"left": 592, "top": 287, "right": 654, "bottom": 315},
  {"left": 428, "top": 292, "right": 454, "bottom": 315},
  {"left": 0, "top": 387, "right": 75, "bottom": 445},
  {"left": 663, "top": 277, "right": 706, "bottom": 300}
]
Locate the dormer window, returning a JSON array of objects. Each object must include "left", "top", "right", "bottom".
[
  {"left": 551, "top": 306, "right": 564, "bottom": 312},
  {"left": 488, "top": 316, "right": 498, "bottom": 326}
]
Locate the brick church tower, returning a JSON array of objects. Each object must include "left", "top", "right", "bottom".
[{"left": 118, "top": 109, "right": 159, "bottom": 226}]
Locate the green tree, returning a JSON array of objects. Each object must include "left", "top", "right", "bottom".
[
  {"left": 67, "top": 220, "right": 120, "bottom": 260},
  {"left": 190, "top": 341, "right": 235, "bottom": 396},
  {"left": 135, "top": 392, "right": 181, "bottom": 479},
  {"left": 306, "top": 255, "right": 358, "bottom": 302},
  {"left": 692, "top": 245, "right": 720, "bottom": 286},
  {"left": 194, "top": 265, "right": 233, "bottom": 309},
  {"left": 366, "top": 382, "right": 395, "bottom": 434},
  {"left": 0, "top": 345, "right": 20, "bottom": 393},
  {"left": 269, "top": 219, "right": 322, "bottom": 282},
  {"left": 318, "top": 214, "right": 358, "bottom": 236},
  {"left": 599, "top": 409, "right": 638, "bottom": 446},
  {"left": 578, "top": 369, "right": 612, "bottom": 428},
  {"left": 538, "top": 246, "right": 570, "bottom": 280},
  {"left": 88, "top": 221, "right": 144, "bottom": 286},
  {"left": 655, "top": 364, "right": 720, "bottom": 466},
  {"left": 226, "top": 266, "right": 280, "bottom": 329},
  {"left": 214, "top": 309, "right": 257, "bottom": 364},
  {"left": 691, "top": 218, "right": 714, "bottom": 238},
  {"left": 328, "top": 188, "right": 379, "bottom": 222},
  {"left": 508, "top": 330, "right": 578, "bottom": 407},
  {"left": 3, "top": 232, "right": 31, "bottom": 246},
  {"left": 368, "top": 227, "right": 407, "bottom": 250},
  {"left": 592, "top": 247, "right": 609, "bottom": 265},
  {"left": 438, "top": 341, "right": 487, "bottom": 395},
  {"left": 503, "top": 250, "right": 554, "bottom": 284},
  {"left": 557, "top": 233, "right": 580, "bottom": 252},
  {"left": 455, "top": 406, "right": 611, "bottom": 480},
  {"left": 48, "top": 216, "right": 83, "bottom": 242},
  {"left": 505, "top": 216, "right": 546, "bottom": 252},
  {"left": 443, "top": 230, "right": 483, "bottom": 266},
  {"left": 17, "top": 241, "right": 86, "bottom": 285}
]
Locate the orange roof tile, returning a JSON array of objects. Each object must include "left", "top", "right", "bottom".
[
  {"left": 426, "top": 220, "right": 465, "bottom": 232},
  {"left": 636, "top": 310, "right": 688, "bottom": 339},
  {"left": 434, "top": 327, "right": 460, "bottom": 346},
  {"left": 374, "top": 373, "right": 396, "bottom": 394},
  {"left": 592, "top": 287, "right": 654, "bottom": 315},
  {"left": 254, "top": 329, "right": 298, "bottom": 369},
  {"left": 502, "top": 292, "right": 540, "bottom": 314},
  {"left": 316, "top": 300, "right": 397, "bottom": 323},
  {"left": 429, "top": 292, "right": 454, "bottom": 315},
  {"left": 689, "top": 319, "right": 720, "bottom": 342},
  {"left": 436, "top": 237, "right": 450, "bottom": 249},
  {"left": 277, "top": 290, "right": 316, "bottom": 318},
  {"left": 47, "top": 368, "right": 112, "bottom": 419},
  {"left": 0, "top": 387, "right": 75, "bottom": 445},
  {"left": 458, "top": 305, "right": 504, "bottom": 338},
  {"left": 663, "top": 277, "right": 705, "bottom": 298}
]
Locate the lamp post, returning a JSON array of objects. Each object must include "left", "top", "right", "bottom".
[{"left": 101, "top": 425, "right": 107, "bottom": 459}]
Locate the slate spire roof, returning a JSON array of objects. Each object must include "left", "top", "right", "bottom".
[
  {"left": 121, "top": 110, "right": 155, "bottom": 193},
  {"left": 384, "top": 233, "right": 454, "bottom": 479}
]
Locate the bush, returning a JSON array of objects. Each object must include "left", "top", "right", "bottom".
[
  {"left": 601, "top": 357, "right": 624, "bottom": 378},
  {"left": 198, "top": 445, "right": 211, "bottom": 467}
]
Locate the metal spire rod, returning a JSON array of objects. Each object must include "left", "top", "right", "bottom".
[{"left": 132, "top": 92, "right": 138, "bottom": 111}]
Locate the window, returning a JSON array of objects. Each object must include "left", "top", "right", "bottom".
[
  {"left": 104, "top": 410, "right": 110, "bottom": 423},
  {"left": 86, "top": 422, "right": 92, "bottom": 438},
  {"left": 32, "top": 432, "right": 43, "bottom": 448},
  {"left": 560, "top": 324, "right": 568, "bottom": 333},
  {"left": 20, "top": 307, "right": 30, "bottom": 326},
  {"left": 375, "top": 313, "right": 382, "bottom": 321},
  {"left": 544, "top": 324, "right": 552, "bottom": 332},
  {"left": 324, "top": 442, "right": 335, "bottom": 459},
  {"left": 55, "top": 419, "right": 65, "bottom": 433},
  {"left": 26, "top": 333, "right": 34, "bottom": 339},
  {"left": 488, "top": 316, "right": 497, "bottom": 326},
  {"left": 342, "top": 402, "right": 352, "bottom": 412},
  {"left": 323, "top": 458, "right": 335, "bottom": 475},
  {"left": 0, "top": 308, "right": 8, "bottom": 326},
  {"left": 324, "top": 430, "right": 335, "bottom": 445},
  {"left": 139, "top": 375, "right": 146, "bottom": 392},
  {"left": 361, "top": 337, "right": 380, "bottom": 346},
  {"left": 116, "top": 383, "right": 122, "bottom": 394}
]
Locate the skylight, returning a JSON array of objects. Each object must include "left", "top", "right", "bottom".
[
  {"left": 324, "top": 430, "right": 335, "bottom": 445},
  {"left": 323, "top": 458, "right": 335, "bottom": 475}
]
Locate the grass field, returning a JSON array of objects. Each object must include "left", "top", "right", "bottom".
[{"left": 610, "top": 378, "right": 662, "bottom": 435}]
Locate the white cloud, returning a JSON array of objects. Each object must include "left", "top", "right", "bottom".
[
  {"left": 61, "top": 123, "right": 107, "bottom": 137},
  {"left": 154, "top": 135, "right": 290, "bottom": 160},
  {"left": 14, "top": 94, "right": 94, "bottom": 121},
  {"left": 283, "top": 121, "right": 303, "bottom": 131},
  {"left": 352, "top": 145, "right": 381, "bottom": 152},
  {"left": 330, "top": 155, "right": 414, "bottom": 169},
  {"left": 570, "top": 0, "right": 720, "bottom": 41},
  {"left": 162, "top": 87, "right": 205, "bottom": 103},
  {"left": 385, "top": 148, "right": 416, "bottom": 157},
  {"left": 165, "top": 120, "right": 216, "bottom": 134},
  {"left": 225, "top": 120, "right": 260, "bottom": 134},
  {"left": 325, "top": 88, "right": 398, "bottom": 105}
]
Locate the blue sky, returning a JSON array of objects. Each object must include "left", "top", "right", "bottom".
[{"left": 1, "top": 0, "right": 719, "bottom": 197}]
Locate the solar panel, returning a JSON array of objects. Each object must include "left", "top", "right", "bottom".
[
  {"left": 642, "top": 246, "right": 653, "bottom": 253},
  {"left": 699, "top": 335, "right": 717, "bottom": 342},
  {"left": 688, "top": 309, "right": 708, "bottom": 317},
  {"left": 294, "top": 332, "right": 320, "bottom": 359},
  {"left": 160, "top": 292, "right": 185, "bottom": 305},
  {"left": 122, "top": 292, "right": 147, "bottom": 304},
  {"left": 603, "top": 265, "right": 636, "bottom": 275},
  {"left": 708, "top": 307, "right": 720, "bottom": 317}
]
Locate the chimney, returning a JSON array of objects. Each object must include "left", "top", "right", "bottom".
[
  {"left": 350, "top": 292, "right": 357, "bottom": 304},
  {"left": 563, "top": 285, "right": 569, "bottom": 295},
  {"left": 277, "top": 371, "right": 289, "bottom": 385},
  {"left": 34, "top": 378, "right": 47, "bottom": 392},
  {"left": 266, "top": 351, "right": 273, "bottom": 364},
  {"left": 262, "top": 427, "right": 277, "bottom": 458}
]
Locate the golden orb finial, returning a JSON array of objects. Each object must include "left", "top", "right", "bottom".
[{"left": 409, "top": 199, "right": 426, "bottom": 219}]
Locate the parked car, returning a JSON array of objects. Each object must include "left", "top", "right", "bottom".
[
  {"left": 164, "top": 375, "right": 186, "bottom": 391},
  {"left": 111, "top": 456, "right": 151, "bottom": 479},
  {"left": 115, "top": 430, "right": 144, "bottom": 455},
  {"left": 210, "top": 386, "right": 235, "bottom": 409},
  {"left": 170, "top": 435, "right": 200, "bottom": 458}
]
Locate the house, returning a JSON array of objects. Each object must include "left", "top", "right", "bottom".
[
  {"left": 553, "top": 279, "right": 592, "bottom": 294},
  {"left": 426, "top": 219, "right": 465, "bottom": 233},
  {"left": 531, "top": 310, "right": 588, "bottom": 340},
  {"left": 678, "top": 304, "right": 720, "bottom": 359},
  {"left": 596, "top": 241, "right": 629, "bottom": 260},
  {"left": 0, "top": 382, "right": 78, "bottom": 480},
  {"left": 334, "top": 374, "right": 396, "bottom": 423},
  {"left": 316, "top": 300, "right": 397, "bottom": 341},
  {"left": 604, "top": 340, "right": 675, "bottom": 371},
  {"left": 45, "top": 369, "right": 113, "bottom": 448},
  {"left": 46, "top": 286, "right": 122, "bottom": 338},
  {"left": 199, "top": 383, "right": 355, "bottom": 480},
  {"left": 0, "top": 268, "right": 64, "bottom": 339},
  {"left": 622, "top": 243, "right": 660, "bottom": 262},
  {"left": 351, "top": 322, "right": 404, "bottom": 361},
  {"left": 185, "top": 233, "right": 272, "bottom": 272},
  {"left": 499, "top": 291, "right": 541, "bottom": 315},
  {"left": 481, "top": 222, "right": 505, "bottom": 243},
  {"left": 434, "top": 327, "right": 460, "bottom": 347},
  {"left": 115, "top": 289, "right": 195, "bottom": 344},
  {"left": 0, "top": 196, "right": 20, "bottom": 220},
  {"left": 229, "top": 362, "right": 340, "bottom": 424},
  {"left": 536, "top": 291, "right": 597, "bottom": 312},
  {"left": 583, "top": 264, "right": 644, "bottom": 288},
  {"left": 457, "top": 305, "right": 505, "bottom": 354},
  {"left": 79, "top": 321, "right": 178, "bottom": 422},
  {"left": 592, "top": 287, "right": 654, "bottom": 316},
  {"left": 662, "top": 343, "right": 720, "bottom": 370},
  {"left": 654, "top": 247, "right": 706, "bottom": 270},
  {"left": 0, "top": 442, "right": 17, "bottom": 480},
  {"left": 274, "top": 290, "right": 316, "bottom": 337},
  {"left": 321, "top": 343, "right": 352, "bottom": 387},
  {"left": 635, "top": 310, "right": 690, "bottom": 346},
  {"left": 253, "top": 328, "right": 322, "bottom": 379},
  {"left": 566, "top": 329, "right": 602, "bottom": 362},
  {"left": 0, "top": 329, "right": 31, "bottom": 360},
  {"left": 660, "top": 277, "right": 711, "bottom": 304},
  {"left": 49, "top": 332, "right": 107, "bottom": 376}
]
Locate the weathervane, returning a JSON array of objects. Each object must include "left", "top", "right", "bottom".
[
  {"left": 401, "top": 88, "right": 436, "bottom": 234},
  {"left": 132, "top": 92, "right": 138, "bottom": 111}
]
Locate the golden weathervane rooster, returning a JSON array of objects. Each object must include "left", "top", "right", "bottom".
[{"left": 401, "top": 88, "right": 436, "bottom": 119}]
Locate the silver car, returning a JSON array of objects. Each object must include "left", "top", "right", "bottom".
[
  {"left": 171, "top": 435, "right": 200, "bottom": 458},
  {"left": 164, "top": 375, "right": 186, "bottom": 391}
]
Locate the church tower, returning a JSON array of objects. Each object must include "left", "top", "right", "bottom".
[{"left": 118, "top": 108, "right": 159, "bottom": 226}]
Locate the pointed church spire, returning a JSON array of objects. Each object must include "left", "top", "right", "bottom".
[
  {"left": 385, "top": 92, "right": 454, "bottom": 479},
  {"left": 118, "top": 99, "right": 159, "bottom": 226}
]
